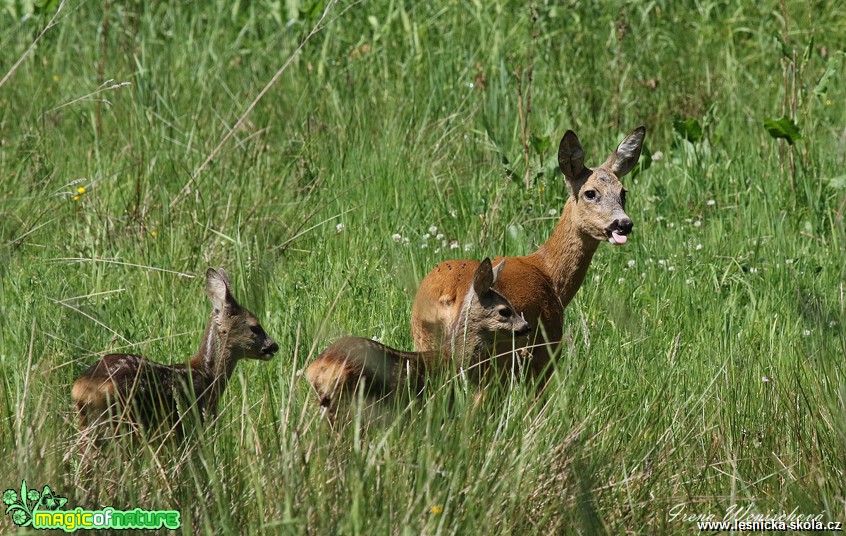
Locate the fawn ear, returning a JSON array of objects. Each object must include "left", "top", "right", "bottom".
[
  {"left": 491, "top": 259, "right": 505, "bottom": 285},
  {"left": 472, "top": 258, "right": 495, "bottom": 296},
  {"left": 559, "top": 130, "right": 587, "bottom": 195},
  {"left": 602, "top": 126, "right": 645, "bottom": 178},
  {"left": 205, "top": 268, "right": 236, "bottom": 313}
]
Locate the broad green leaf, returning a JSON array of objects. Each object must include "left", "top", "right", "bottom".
[
  {"left": 673, "top": 117, "right": 703, "bottom": 143},
  {"left": 763, "top": 116, "right": 802, "bottom": 145},
  {"left": 530, "top": 134, "right": 550, "bottom": 155}
]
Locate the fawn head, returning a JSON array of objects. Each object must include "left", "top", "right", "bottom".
[
  {"left": 206, "top": 268, "right": 279, "bottom": 360},
  {"left": 558, "top": 126, "right": 645, "bottom": 246},
  {"left": 464, "top": 258, "right": 531, "bottom": 343}
]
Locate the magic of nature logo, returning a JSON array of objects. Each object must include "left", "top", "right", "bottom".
[{"left": 3, "top": 480, "right": 180, "bottom": 532}]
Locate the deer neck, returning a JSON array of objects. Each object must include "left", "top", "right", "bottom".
[
  {"left": 189, "top": 316, "right": 239, "bottom": 412},
  {"left": 449, "top": 294, "right": 483, "bottom": 364},
  {"left": 534, "top": 197, "right": 600, "bottom": 307}
]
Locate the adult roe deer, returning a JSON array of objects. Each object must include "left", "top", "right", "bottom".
[
  {"left": 71, "top": 268, "right": 278, "bottom": 439},
  {"left": 411, "top": 127, "right": 645, "bottom": 381},
  {"left": 306, "top": 258, "right": 530, "bottom": 421}
]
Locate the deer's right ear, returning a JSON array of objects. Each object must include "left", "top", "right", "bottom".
[
  {"left": 205, "top": 268, "right": 229, "bottom": 313},
  {"left": 558, "top": 130, "right": 586, "bottom": 179},
  {"left": 472, "top": 258, "right": 495, "bottom": 296}
]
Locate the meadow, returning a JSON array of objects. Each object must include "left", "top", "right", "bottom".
[{"left": 1, "top": 0, "right": 845, "bottom": 533}]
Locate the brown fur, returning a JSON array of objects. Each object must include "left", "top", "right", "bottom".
[
  {"left": 71, "top": 268, "right": 278, "bottom": 439},
  {"left": 411, "top": 127, "right": 646, "bottom": 381},
  {"left": 306, "top": 258, "right": 530, "bottom": 421}
]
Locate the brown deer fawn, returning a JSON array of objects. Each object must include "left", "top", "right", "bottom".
[
  {"left": 71, "top": 268, "right": 278, "bottom": 439},
  {"left": 411, "top": 127, "right": 645, "bottom": 381},
  {"left": 306, "top": 258, "right": 531, "bottom": 421}
]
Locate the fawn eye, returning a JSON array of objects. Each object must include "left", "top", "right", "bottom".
[
  {"left": 498, "top": 308, "right": 512, "bottom": 319},
  {"left": 249, "top": 325, "right": 262, "bottom": 335},
  {"left": 584, "top": 190, "right": 597, "bottom": 200}
]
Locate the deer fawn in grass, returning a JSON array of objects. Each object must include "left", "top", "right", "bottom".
[
  {"left": 71, "top": 268, "right": 278, "bottom": 440},
  {"left": 306, "top": 258, "right": 531, "bottom": 421},
  {"left": 411, "top": 127, "right": 646, "bottom": 382}
]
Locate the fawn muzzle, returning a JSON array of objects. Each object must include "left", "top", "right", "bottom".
[{"left": 261, "top": 341, "right": 279, "bottom": 358}]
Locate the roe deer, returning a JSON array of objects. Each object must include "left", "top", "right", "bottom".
[
  {"left": 71, "top": 268, "right": 278, "bottom": 439},
  {"left": 306, "top": 258, "right": 530, "bottom": 420},
  {"left": 411, "top": 127, "right": 645, "bottom": 381}
]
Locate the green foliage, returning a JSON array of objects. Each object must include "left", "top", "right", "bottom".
[
  {"left": 0, "top": 1, "right": 844, "bottom": 534},
  {"left": 764, "top": 115, "right": 803, "bottom": 145},
  {"left": 673, "top": 117, "right": 704, "bottom": 144}
]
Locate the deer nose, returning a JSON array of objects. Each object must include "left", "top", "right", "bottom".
[
  {"left": 516, "top": 324, "right": 532, "bottom": 337},
  {"left": 617, "top": 218, "right": 633, "bottom": 235},
  {"left": 264, "top": 341, "right": 279, "bottom": 355}
]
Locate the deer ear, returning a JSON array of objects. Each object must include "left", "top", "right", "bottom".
[
  {"left": 472, "top": 258, "right": 495, "bottom": 296},
  {"left": 603, "top": 126, "right": 645, "bottom": 178},
  {"left": 559, "top": 130, "right": 587, "bottom": 196},
  {"left": 205, "top": 268, "right": 235, "bottom": 312},
  {"left": 491, "top": 259, "right": 505, "bottom": 285}
]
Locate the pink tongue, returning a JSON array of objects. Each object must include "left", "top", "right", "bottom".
[{"left": 610, "top": 230, "right": 628, "bottom": 245}]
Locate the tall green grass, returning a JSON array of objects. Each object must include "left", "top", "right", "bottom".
[{"left": 1, "top": 0, "right": 844, "bottom": 533}]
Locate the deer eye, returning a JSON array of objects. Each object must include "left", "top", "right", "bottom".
[
  {"left": 584, "top": 190, "right": 597, "bottom": 200},
  {"left": 249, "top": 325, "right": 263, "bottom": 335},
  {"left": 498, "top": 308, "right": 512, "bottom": 319}
]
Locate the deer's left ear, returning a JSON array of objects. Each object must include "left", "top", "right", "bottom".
[
  {"left": 492, "top": 259, "right": 505, "bottom": 285},
  {"left": 603, "top": 126, "right": 646, "bottom": 178}
]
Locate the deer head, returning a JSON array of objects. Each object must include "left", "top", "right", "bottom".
[
  {"left": 558, "top": 126, "right": 645, "bottom": 246},
  {"left": 205, "top": 268, "right": 279, "bottom": 361}
]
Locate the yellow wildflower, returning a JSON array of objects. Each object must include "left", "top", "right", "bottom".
[
  {"left": 430, "top": 506, "right": 443, "bottom": 515},
  {"left": 72, "top": 195, "right": 79, "bottom": 201},
  {"left": 53, "top": 75, "right": 60, "bottom": 83},
  {"left": 150, "top": 230, "right": 158, "bottom": 238},
  {"left": 77, "top": 187, "right": 86, "bottom": 194}
]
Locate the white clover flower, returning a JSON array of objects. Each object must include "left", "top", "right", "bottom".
[
  {"left": 802, "top": 329, "right": 811, "bottom": 336},
  {"left": 420, "top": 243, "right": 428, "bottom": 249},
  {"left": 464, "top": 244, "right": 472, "bottom": 252},
  {"left": 658, "top": 259, "right": 666, "bottom": 266},
  {"left": 617, "top": 277, "right": 625, "bottom": 284},
  {"left": 668, "top": 266, "right": 675, "bottom": 272},
  {"left": 686, "top": 279, "right": 694, "bottom": 285},
  {"left": 693, "top": 220, "right": 702, "bottom": 228},
  {"left": 436, "top": 233, "right": 444, "bottom": 240},
  {"left": 548, "top": 208, "right": 558, "bottom": 216},
  {"left": 706, "top": 199, "right": 716, "bottom": 206},
  {"left": 695, "top": 244, "right": 703, "bottom": 251},
  {"left": 749, "top": 267, "right": 758, "bottom": 273},
  {"left": 423, "top": 233, "right": 430, "bottom": 240},
  {"left": 652, "top": 151, "right": 664, "bottom": 161},
  {"left": 450, "top": 240, "right": 460, "bottom": 250},
  {"left": 593, "top": 275, "right": 601, "bottom": 282},
  {"left": 627, "top": 259, "right": 636, "bottom": 268},
  {"left": 392, "top": 233, "right": 402, "bottom": 242},
  {"left": 428, "top": 225, "right": 438, "bottom": 234},
  {"left": 336, "top": 223, "right": 345, "bottom": 233}
]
